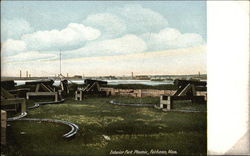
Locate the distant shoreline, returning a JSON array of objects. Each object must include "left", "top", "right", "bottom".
[
  {"left": 1, "top": 77, "right": 84, "bottom": 81},
  {"left": 1, "top": 74, "right": 207, "bottom": 81}
]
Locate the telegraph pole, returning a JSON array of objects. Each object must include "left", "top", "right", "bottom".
[{"left": 60, "top": 50, "right": 62, "bottom": 75}]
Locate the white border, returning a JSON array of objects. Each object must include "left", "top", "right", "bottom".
[{"left": 207, "top": 1, "right": 249, "bottom": 155}]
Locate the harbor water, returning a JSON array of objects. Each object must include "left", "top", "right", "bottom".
[{"left": 14, "top": 79, "right": 174, "bottom": 86}]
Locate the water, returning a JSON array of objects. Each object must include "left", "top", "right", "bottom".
[
  {"left": 106, "top": 79, "right": 173, "bottom": 85},
  {"left": 14, "top": 79, "right": 173, "bottom": 86}
]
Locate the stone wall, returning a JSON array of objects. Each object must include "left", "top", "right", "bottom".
[
  {"left": 100, "top": 87, "right": 207, "bottom": 99},
  {"left": 101, "top": 87, "right": 175, "bottom": 98},
  {"left": 141, "top": 89, "right": 175, "bottom": 97}
]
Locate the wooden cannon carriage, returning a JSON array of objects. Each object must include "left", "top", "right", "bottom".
[
  {"left": 158, "top": 79, "right": 207, "bottom": 110},
  {"left": 1, "top": 80, "right": 27, "bottom": 113},
  {"left": 1, "top": 87, "right": 26, "bottom": 113},
  {"left": 25, "top": 79, "right": 60, "bottom": 102},
  {"left": 1, "top": 110, "right": 7, "bottom": 145},
  {"left": 1, "top": 80, "right": 27, "bottom": 145},
  {"left": 75, "top": 79, "right": 107, "bottom": 101}
]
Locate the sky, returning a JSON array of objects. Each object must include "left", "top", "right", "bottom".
[{"left": 1, "top": 1, "right": 207, "bottom": 77}]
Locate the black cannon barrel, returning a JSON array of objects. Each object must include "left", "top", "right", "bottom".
[
  {"left": 25, "top": 79, "right": 54, "bottom": 86},
  {"left": 1, "top": 80, "right": 17, "bottom": 90},
  {"left": 84, "top": 79, "right": 107, "bottom": 85},
  {"left": 174, "top": 79, "right": 206, "bottom": 87}
]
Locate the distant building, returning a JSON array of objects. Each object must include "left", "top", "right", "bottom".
[
  {"left": 73, "top": 75, "right": 82, "bottom": 79},
  {"left": 135, "top": 75, "right": 150, "bottom": 80},
  {"left": 101, "top": 76, "right": 117, "bottom": 80}
]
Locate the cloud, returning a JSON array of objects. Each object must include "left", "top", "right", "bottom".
[
  {"left": 83, "top": 13, "right": 126, "bottom": 39},
  {"left": 141, "top": 28, "right": 204, "bottom": 51},
  {"left": 21, "top": 23, "right": 101, "bottom": 51},
  {"left": 65, "top": 34, "right": 147, "bottom": 58},
  {"left": 2, "top": 4, "right": 205, "bottom": 63},
  {"left": 3, "top": 51, "right": 57, "bottom": 63},
  {"left": 108, "top": 4, "right": 168, "bottom": 34},
  {"left": 1, "top": 18, "right": 33, "bottom": 41},
  {"left": 3, "top": 34, "right": 147, "bottom": 63},
  {"left": 82, "top": 4, "right": 168, "bottom": 38},
  {"left": 1, "top": 39, "right": 27, "bottom": 56}
]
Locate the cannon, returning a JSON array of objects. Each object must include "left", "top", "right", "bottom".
[
  {"left": 1, "top": 80, "right": 16, "bottom": 90},
  {"left": 1, "top": 80, "right": 30, "bottom": 98},
  {"left": 25, "top": 79, "right": 54, "bottom": 86},
  {"left": 158, "top": 79, "right": 207, "bottom": 110},
  {"left": 75, "top": 79, "right": 107, "bottom": 101},
  {"left": 25, "top": 79, "right": 60, "bottom": 102},
  {"left": 84, "top": 79, "right": 107, "bottom": 86},
  {"left": 173, "top": 79, "right": 206, "bottom": 96}
]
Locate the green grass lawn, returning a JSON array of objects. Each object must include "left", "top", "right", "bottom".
[
  {"left": 2, "top": 96, "right": 207, "bottom": 156},
  {"left": 172, "top": 101, "right": 207, "bottom": 112},
  {"left": 111, "top": 96, "right": 160, "bottom": 105}
]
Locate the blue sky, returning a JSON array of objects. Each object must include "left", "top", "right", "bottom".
[
  {"left": 1, "top": 1, "right": 206, "bottom": 76},
  {"left": 2, "top": 1, "right": 206, "bottom": 39}
]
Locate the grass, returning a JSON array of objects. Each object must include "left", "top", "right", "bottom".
[
  {"left": 2, "top": 96, "right": 207, "bottom": 156},
  {"left": 111, "top": 96, "right": 160, "bottom": 105},
  {"left": 110, "top": 96, "right": 207, "bottom": 112},
  {"left": 172, "top": 101, "right": 207, "bottom": 112}
]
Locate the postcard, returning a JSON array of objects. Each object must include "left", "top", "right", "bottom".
[{"left": 1, "top": 1, "right": 249, "bottom": 156}]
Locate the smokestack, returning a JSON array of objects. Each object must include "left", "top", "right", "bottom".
[
  {"left": 26, "top": 71, "right": 28, "bottom": 78},
  {"left": 29, "top": 74, "right": 31, "bottom": 78},
  {"left": 67, "top": 73, "right": 69, "bottom": 77},
  {"left": 20, "top": 70, "right": 22, "bottom": 78},
  {"left": 131, "top": 72, "right": 134, "bottom": 79}
]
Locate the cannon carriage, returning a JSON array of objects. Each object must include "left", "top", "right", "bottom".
[
  {"left": 75, "top": 79, "right": 108, "bottom": 101},
  {"left": 157, "top": 79, "right": 207, "bottom": 110}
]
